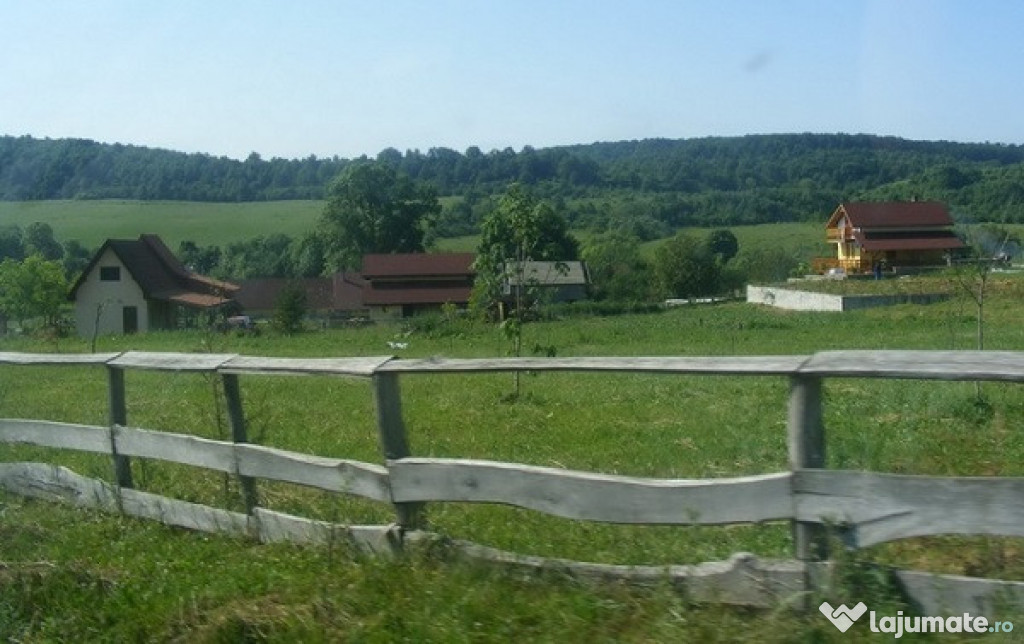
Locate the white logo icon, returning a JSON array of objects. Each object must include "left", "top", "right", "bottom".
[{"left": 820, "top": 601, "right": 868, "bottom": 632}]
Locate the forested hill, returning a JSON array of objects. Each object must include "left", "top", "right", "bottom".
[{"left": 3, "top": 133, "right": 1024, "bottom": 225}]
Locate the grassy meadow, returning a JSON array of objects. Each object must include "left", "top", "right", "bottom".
[
  {"left": 0, "top": 200, "right": 325, "bottom": 248},
  {"left": 3, "top": 277, "right": 1024, "bottom": 640}
]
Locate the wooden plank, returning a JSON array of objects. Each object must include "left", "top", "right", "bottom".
[
  {"left": 799, "top": 350, "right": 1024, "bottom": 381},
  {"left": 108, "top": 351, "right": 237, "bottom": 372},
  {"left": 787, "top": 375, "right": 827, "bottom": 561},
  {"left": 220, "top": 356, "right": 393, "bottom": 378},
  {"left": 0, "top": 351, "right": 121, "bottom": 365},
  {"left": 378, "top": 355, "right": 808, "bottom": 375},
  {"left": 113, "top": 425, "right": 238, "bottom": 473},
  {"left": 118, "top": 487, "right": 251, "bottom": 536},
  {"left": 221, "top": 373, "right": 258, "bottom": 513},
  {"left": 253, "top": 508, "right": 401, "bottom": 554},
  {"left": 390, "top": 458, "right": 793, "bottom": 524},
  {"left": 236, "top": 444, "right": 391, "bottom": 502},
  {"left": 374, "top": 372, "right": 423, "bottom": 528},
  {"left": 894, "top": 568, "right": 1024, "bottom": 617},
  {"left": 794, "top": 470, "right": 1024, "bottom": 546},
  {"left": 421, "top": 535, "right": 807, "bottom": 608},
  {"left": 107, "top": 366, "right": 133, "bottom": 488},
  {"left": 0, "top": 419, "right": 111, "bottom": 453},
  {"left": 0, "top": 462, "right": 120, "bottom": 510}
]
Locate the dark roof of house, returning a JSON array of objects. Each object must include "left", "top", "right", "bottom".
[
  {"left": 69, "top": 234, "right": 238, "bottom": 308},
  {"left": 361, "top": 253, "right": 475, "bottom": 278},
  {"left": 235, "top": 273, "right": 367, "bottom": 313},
  {"left": 827, "top": 202, "right": 955, "bottom": 229}
]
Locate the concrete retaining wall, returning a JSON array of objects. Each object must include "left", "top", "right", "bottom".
[{"left": 746, "top": 285, "right": 948, "bottom": 312}]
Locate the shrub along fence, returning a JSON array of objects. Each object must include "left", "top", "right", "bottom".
[{"left": 1, "top": 350, "right": 1023, "bottom": 615}]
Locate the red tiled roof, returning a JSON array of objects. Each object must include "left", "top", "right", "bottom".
[
  {"left": 235, "top": 274, "right": 367, "bottom": 313},
  {"left": 361, "top": 253, "right": 475, "bottom": 278},
  {"left": 831, "top": 202, "right": 955, "bottom": 229}
]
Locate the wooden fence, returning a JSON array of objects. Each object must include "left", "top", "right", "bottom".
[{"left": 2, "top": 349, "right": 1024, "bottom": 615}]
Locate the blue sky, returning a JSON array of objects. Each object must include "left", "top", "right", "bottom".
[{"left": 2, "top": 1, "right": 1023, "bottom": 160}]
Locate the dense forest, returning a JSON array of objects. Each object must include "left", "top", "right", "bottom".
[{"left": 3, "top": 133, "right": 1024, "bottom": 234}]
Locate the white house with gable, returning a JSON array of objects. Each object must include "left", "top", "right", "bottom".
[{"left": 69, "top": 234, "right": 238, "bottom": 337}]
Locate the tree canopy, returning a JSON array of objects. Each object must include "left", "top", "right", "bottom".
[
  {"left": 318, "top": 162, "right": 441, "bottom": 271},
  {"left": 0, "top": 254, "right": 68, "bottom": 330},
  {"left": 472, "top": 184, "right": 579, "bottom": 315},
  {"left": 5, "top": 133, "right": 1024, "bottom": 228}
]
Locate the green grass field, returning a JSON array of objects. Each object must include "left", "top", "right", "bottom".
[
  {"left": 0, "top": 200, "right": 325, "bottom": 248},
  {"left": 1, "top": 199, "right": 838, "bottom": 262},
  {"left": 3, "top": 278, "right": 1024, "bottom": 640}
]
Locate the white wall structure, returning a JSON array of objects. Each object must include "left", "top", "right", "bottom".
[
  {"left": 73, "top": 248, "right": 149, "bottom": 337},
  {"left": 746, "top": 285, "right": 948, "bottom": 312}
]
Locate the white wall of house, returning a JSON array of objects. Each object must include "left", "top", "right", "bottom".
[{"left": 73, "top": 249, "right": 149, "bottom": 337}]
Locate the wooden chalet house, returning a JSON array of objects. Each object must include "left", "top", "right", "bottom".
[
  {"left": 360, "top": 253, "right": 475, "bottom": 319},
  {"left": 821, "top": 201, "right": 965, "bottom": 274},
  {"left": 69, "top": 234, "right": 238, "bottom": 336}
]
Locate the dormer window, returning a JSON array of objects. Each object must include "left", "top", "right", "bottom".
[{"left": 99, "top": 266, "right": 121, "bottom": 281}]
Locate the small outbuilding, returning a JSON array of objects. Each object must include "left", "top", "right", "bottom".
[
  {"left": 69, "top": 234, "right": 238, "bottom": 336},
  {"left": 502, "top": 260, "right": 590, "bottom": 303}
]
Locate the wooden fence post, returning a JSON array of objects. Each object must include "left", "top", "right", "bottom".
[
  {"left": 373, "top": 371, "right": 424, "bottom": 530},
  {"left": 787, "top": 374, "right": 827, "bottom": 561},
  {"left": 107, "top": 366, "right": 133, "bottom": 489},
  {"left": 221, "top": 373, "right": 259, "bottom": 514}
]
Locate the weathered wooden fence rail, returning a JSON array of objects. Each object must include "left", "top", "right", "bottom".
[{"left": 2, "top": 349, "right": 1024, "bottom": 614}]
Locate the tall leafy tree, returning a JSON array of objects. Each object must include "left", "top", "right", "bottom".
[
  {"left": 23, "top": 222, "right": 63, "bottom": 261},
  {"left": 0, "top": 226, "right": 25, "bottom": 261},
  {"left": 0, "top": 255, "right": 69, "bottom": 331},
  {"left": 653, "top": 232, "right": 720, "bottom": 299},
  {"left": 706, "top": 229, "right": 739, "bottom": 264},
  {"left": 472, "top": 183, "right": 579, "bottom": 316},
  {"left": 319, "top": 162, "right": 440, "bottom": 271},
  {"left": 473, "top": 183, "right": 576, "bottom": 399},
  {"left": 61, "top": 239, "right": 93, "bottom": 280},
  {"left": 581, "top": 230, "right": 653, "bottom": 302}
]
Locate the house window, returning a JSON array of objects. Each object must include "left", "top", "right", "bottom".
[{"left": 100, "top": 266, "right": 121, "bottom": 281}]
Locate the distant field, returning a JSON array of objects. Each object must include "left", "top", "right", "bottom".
[
  {"left": 0, "top": 200, "right": 325, "bottom": 248},
  {"left": 7, "top": 200, "right": 1018, "bottom": 265}
]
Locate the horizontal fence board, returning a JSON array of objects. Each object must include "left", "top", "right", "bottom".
[
  {"left": 0, "top": 351, "right": 121, "bottom": 366},
  {"left": 253, "top": 508, "right": 400, "bottom": 554},
  {"left": 237, "top": 444, "right": 391, "bottom": 502},
  {"left": 0, "top": 419, "right": 111, "bottom": 453},
  {"left": 220, "top": 356, "right": 393, "bottom": 377},
  {"left": 113, "top": 426, "right": 238, "bottom": 473},
  {"left": 378, "top": 355, "right": 808, "bottom": 375},
  {"left": 794, "top": 470, "right": 1024, "bottom": 546},
  {"left": 417, "top": 535, "right": 806, "bottom": 608},
  {"left": 119, "top": 487, "right": 251, "bottom": 536},
  {"left": 108, "top": 351, "right": 237, "bottom": 372},
  {"left": 390, "top": 458, "right": 793, "bottom": 524},
  {"left": 0, "top": 462, "right": 120, "bottom": 509},
  {"left": 4, "top": 462, "right": 1023, "bottom": 614},
  {"left": 894, "top": 568, "right": 1024, "bottom": 617},
  {"left": 799, "top": 350, "right": 1024, "bottom": 381}
]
